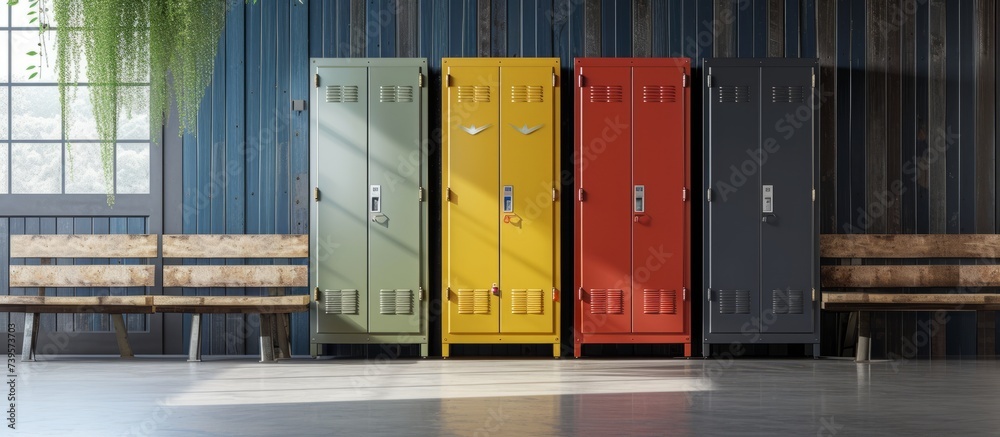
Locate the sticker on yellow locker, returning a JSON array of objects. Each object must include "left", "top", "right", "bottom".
[
  {"left": 444, "top": 64, "right": 501, "bottom": 334},
  {"left": 499, "top": 65, "right": 557, "bottom": 334}
]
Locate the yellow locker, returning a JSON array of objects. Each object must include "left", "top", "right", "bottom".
[{"left": 442, "top": 58, "right": 561, "bottom": 357}]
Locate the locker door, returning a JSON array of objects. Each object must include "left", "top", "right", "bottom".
[
  {"left": 632, "top": 65, "right": 687, "bottom": 334},
  {"left": 577, "top": 66, "right": 633, "bottom": 334},
  {"left": 315, "top": 67, "right": 369, "bottom": 333},
  {"left": 367, "top": 66, "right": 423, "bottom": 334},
  {"left": 445, "top": 65, "right": 501, "bottom": 334},
  {"left": 759, "top": 66, "right": 815, "bottom": 333},
  {"left": 499, "top": 66, "right": 557, "bottom": 334},
  {"left": 706, "top": 66, "right": 760, "bottom": 334}
]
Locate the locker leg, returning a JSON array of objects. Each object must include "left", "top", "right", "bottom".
[
  {"left": 419, "top": 343, "right": 428, "bottom": 359},
  {"left": 683, "top": 343, "right": 692, "bottom": 358},
  {"left": 702, "top": 342, "right": 710, "bottom": 358},
  {"left": 310, "top": 343, "right": 320, "bottom": 358},
  {"left": 573, "top": 343, "right": 582, "bottom": 358},
  {"left": 441, "top": 343, "right": 450, "bottom": 359},
  {"left": 553, "top": 343, "right": 561, "bottom": 359},
  {"left": 812, "top": 344, "right": 821, "bottom": 359}
]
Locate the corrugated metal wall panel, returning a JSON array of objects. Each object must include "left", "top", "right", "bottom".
[{"left": 178, "top": 0, "right": 999, "bottom": 359}]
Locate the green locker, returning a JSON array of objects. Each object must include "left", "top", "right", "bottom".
[{"left": 310, "top": 58, "right": 429, "bottom": 357}]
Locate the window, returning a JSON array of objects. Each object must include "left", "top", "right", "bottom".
[{"left": 0, "top": 3, "right": 151, "bottom": 195}]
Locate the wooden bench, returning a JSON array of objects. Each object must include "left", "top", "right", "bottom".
[
  {"left": 1, "top": 234, "right": 158, "bottom": 361},
  {"left": 161, "top": 235, "right": 309, "bottom": 362},
  {"left": 821, "top": 234, "right": 1000, "bottom": 361}
]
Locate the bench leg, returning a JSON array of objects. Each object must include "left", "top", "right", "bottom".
[
  {"left": 259, "top": 314, "right": 275, "bottom": 363},
  {"left": 856, "top": 311, "right": 871, "bottom": 362},
  {"left": 21, "top": 313, "right": 39, "bottom": 362},
  {"left": 275, "top": 314, "right": 291, "bottom": 360},
  {"left": 110, "top": 314, "right": 134, "bottom": 359},
  {"left": 188, "top": 314, "right": 203, "bottom": 362}
]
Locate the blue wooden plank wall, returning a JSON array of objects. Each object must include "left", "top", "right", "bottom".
[{"left": 180, "top": 0, "right": 999, "bottom": 359}]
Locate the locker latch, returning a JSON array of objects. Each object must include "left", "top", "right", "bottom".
[
  {"left": 491, "top": 283, "right": 500, "bottom": 297},
  {"left": 682, "top": 287, "right": 687, "bottom": 301},
  {"left": 578, "top": 287, "right": 584, "bottom": 301},
  {"left": 446, "top": 187, "right": 452, "bottom": 201},
  {"left": 706, "top": 288, "right": 712, "bottom": 301},
  {"left": 682, "top": 73, "right": 689, "bottom": 88},
  {"left": 552, "top": 188, "right": 558, "bottom": 202},
  {"left": 314, "top": 287, "right": 321, "bottom": 301},
  {"left": 418, "top": 73, "right": 425, "bottom": 88},
  {"left": 552, "top": 72, "right": 558, "bottom": 87},
  {"left": 446, "top": 73, "right": 452, "bottom": 87},
  {"left": 552, "top": 288, "right": 559, "bottom": 302},
  {"left": 682, "top": 187, "right": 688, "bottom": 202},
  {"left": 706, "top": 188, "right": 712, "bottom": 202},
  {"left": 706, "top": 74, "right": 713, "bottom": 88},
  {"left": 446, "top": 287, "right": 451, "bottom": 299},
  {"left": 313, "top": 187, "right": 320, "bottom": 201},
  {"left": 577, "top": 74, "right": 583, "bottom": 88},
  {"left": 419, "top": 287, "right": 425, "bottom": 301},
  {"left": 812, "top": 288, "right": 816, "bottom": 302},
  {"left": 418, "top": 187, "right": 426, "bottom": 202},
  {"left": 578, "top": 188, "right": 585, "bottom": 202},
  {"left": 314, "top": 73, "right": 319, "bottom": 88}
]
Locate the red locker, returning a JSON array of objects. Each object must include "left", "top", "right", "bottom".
[{"left": 574, "top": 58, "right": 691, "bottom": 357}]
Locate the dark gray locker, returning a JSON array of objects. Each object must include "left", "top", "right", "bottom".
[{"left": 703, "top": 58, "right": 820, "bottom": 357}]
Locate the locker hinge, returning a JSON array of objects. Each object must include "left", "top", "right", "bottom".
[
  {"left": 446, "top": 187, "right": 452, "bottom": 201},
  {"left": 812, "top": 288, "right": 816, "bottom": 302},
  {"left": 577, "top": 74, "right": 584, "bottom": 88},
  {"left": 706, "top": 188, "right": 712, "bottom": 202},
  {"left": 446, "top": 287, "right": 451, "bottom": 299},
  {"left": 552, "top": 188, "right": 559, "bottom": 202},
  {"left": 578, "top": 188, "right": 585, "bottom": 202},
  {"left": 812, "top": 188, "right": 816, "bottom": 202},
  {"left": 552, "top": 288, "right": 559, "bottom": 301},
  {"left": 812, "top": 71, "right": 817, "bottom": 88},
  {"left": 578, "top": 287, "right": 584, "bottom": 301},
  {"left": 683, "top": 287, "right": 687, "bottom": 301},
  {"left": 446, "top": 73, "right": 452, "bottom": 87},
  {"left": 314, "top": 73, "right": 319, "bottom": 88},
  {"left": 419, "top": 287, "right": 425, "bottom": 301},
  {"left": 552, "top": 72, "right": 558, "bottom": 87},
  {"left": 706, "top": 75, "right": 713, "bottom": 88},
  {"left": 418, "top": 73, "right": 425, "bottom": 88},
  {"left": 682, "top": 73, "right": 689, "bottom": 88},
  {"left": 313, "top": 187, "right": 320, "bottom": 201},
  {"left": 682, "top": 187, "right": 688, "bottom": 202},
  {"left": 314, "top": 287, "right": 321, "bottom": 301},
  {"left": 706, "top": 288, "right": 712, "bottom": 301},
  {"left": 418, "top": 187, "right": 426, "bottom": 202}
]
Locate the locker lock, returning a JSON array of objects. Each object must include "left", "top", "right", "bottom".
[{"left": 491, "top": 283, "right": 500, "bottom": 297}]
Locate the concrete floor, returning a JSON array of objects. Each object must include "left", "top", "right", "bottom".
[{"left": 10, "top": 356, "right": 1000, "bottom": 436}]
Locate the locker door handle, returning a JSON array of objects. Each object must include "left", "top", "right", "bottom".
[
  {"left": 491, "top": 283, "right": 500, "bottom": 297},
  {"left": 762, "top": 213, "right": 777, "bottom": 223}
]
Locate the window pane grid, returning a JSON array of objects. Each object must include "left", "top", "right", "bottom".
[{"left": 0, "top": 5, "right": 150, "bottom": 195}]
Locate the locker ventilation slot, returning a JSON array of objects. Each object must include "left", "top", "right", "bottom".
[
  {"left": 457, "top": 86, "right": 490, "bottom": 103},
  {"left": 511, "top": 289, "right": 544, "bottom": 315},
  {"left": 326, "top": 85, "right": 359, "bottom": 103},
  {"left": 457, "top": 289, "right": 490, "bottom": 314},
  {"left": 380, "top": 85, "right": 414, "bottom": 103},
  {"left": 322, "top": 290, "right": 359, "bottom": 315},
  {"left": 643, "top": 290, "right": 677, "bottom": 314},
  {"left": 511, "top": 85, "right": 543, "bottom": 103},
  {"left": 379, "top": 289, "right": 414, "bottom": 315},
  {"left": 718, "top": 290, "right": 751, "bottom": 314},
  {"left": 717, "top": 86, "right": 750, "bottom": 103},
  {"left": 772, "top": 290, "right": 804, "bottom": 315},
  {"left": 589, "top": 85, "right": 623, "bottom": 103},
  {"left": 589, "top": 289, "right": 624, "bottom": 315},
  {"left": 643, "top": 85, "right": 677, "bottom": 103},
  {"left": 771, "top": 86, "right": 804, "bottom": 103}
]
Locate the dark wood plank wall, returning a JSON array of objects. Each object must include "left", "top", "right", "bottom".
[{"left": 174, "top": 0, "right": 1000, "bottom": 358}]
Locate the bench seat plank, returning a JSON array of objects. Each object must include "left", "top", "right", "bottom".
[
  {"left": 162, "top": 235, "right": 308, "bottom": 258},
  {"left": 152, "top": 295, "right": 309, "bottom": 314},
  {"left": 821, "top": 234, "right": 1000, "bottom": 258},
  {"left": 162, "top": 265, "right": 307, "bottom": 288},
  {"left": 9, "top": 265, "right": 156, "bottom": 287},
  {"left": 0, "top": 295, "right": 154, "bottom": 313},
  {"left": 822, "top": 265, "right": 1000, "bottom": 288},
  {"left": 823, "top": 292, "right": 1000, "bottom": 311},
  {"left": 9, "top": 234, "right": 158, "bottom": 258}
]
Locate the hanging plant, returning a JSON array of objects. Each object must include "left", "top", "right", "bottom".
[{"left": 52, "top": 0, "right": 237, "bottom": 205}]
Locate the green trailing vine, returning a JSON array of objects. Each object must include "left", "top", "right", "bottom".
[{"left": 48, "top": 0, "right": 243, "bottom": 204}]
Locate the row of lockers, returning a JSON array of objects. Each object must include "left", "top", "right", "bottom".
[{"left": 309, "top": 57, "right": 818, "bottom": 358}]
